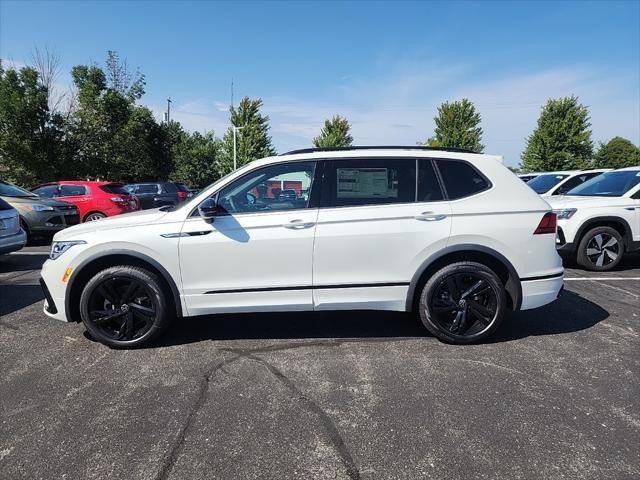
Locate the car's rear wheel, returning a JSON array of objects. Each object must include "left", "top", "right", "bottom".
[
  {"left": 84, "top": 212, "right": 106, "bottom": 222},
  {"left": 419, "top": 262, "right": 506, "bottom": 344},
  {"left": 576, "top": 226, "right": 623, "bottom": 271},
  {"left": 79, "top": 266, "right": 173, "bottom": 348}
]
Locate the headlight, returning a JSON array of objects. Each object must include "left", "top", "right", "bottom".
[
  {"left": 50, "top": 240, "right": 86, "bottom": 260},
  {"left": 553, "top": 208, "right": 577, "bottom": 219},
  {"left": 31, "top": 203, "right": 55, "bottom": 212}
]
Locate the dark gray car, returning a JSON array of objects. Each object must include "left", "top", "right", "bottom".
[
  {"left": 124, "top": 182, "right": 187, "bottom": 210},
  {"left": 0, "top": 180, "right": 80, "bottom": 240}
]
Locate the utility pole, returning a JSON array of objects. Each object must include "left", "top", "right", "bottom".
[{"left": 166, "top": 97, "right": 172, "bottom": 123}]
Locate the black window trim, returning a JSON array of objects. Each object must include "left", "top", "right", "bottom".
[{"left": 190, "top": 159, "right": 322, "bottom": 218}]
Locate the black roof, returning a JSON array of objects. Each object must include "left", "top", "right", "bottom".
[{"left": 279, "top": 145, "right": 476, "bottom": 156}]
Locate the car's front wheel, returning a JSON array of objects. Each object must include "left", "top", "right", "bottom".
[
  {"left": 79, "top": 266, "right": 173, "bottom": 348},
  {"left": 576, "top": 226, "right": 623, "bottom": 271},
  {"left": 419, "top": 261, "right": 506, "bottom": 344}
]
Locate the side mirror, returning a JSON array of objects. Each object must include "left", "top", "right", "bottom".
[{"left": 198, "top": 197, "right": 217, "bottom": 222}]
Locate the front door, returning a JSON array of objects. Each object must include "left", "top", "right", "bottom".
[
  {"left": 179, "top": 161, "right": 319, "bottom": 315},
  {"left": 312, "top": 157, "right": 452, "bottom": 311}
]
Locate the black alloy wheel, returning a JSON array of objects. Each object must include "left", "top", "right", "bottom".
[
  {"left": 419, "top": 262, "right": 506, "bottom": 344},
  {"left": 80, "top": 266, "right": 172, "bottom": 348}
]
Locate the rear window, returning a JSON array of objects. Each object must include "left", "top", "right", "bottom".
[
  {"left": 174, "top": 182, "right": 189, "bottom": 192},
  {"left": 100, "top": 184, "right": 130, "bottom": 195},
  {"left": 436, "top": 159, "right": 490, "bottom": 199},
  {"left": 163, "top": 182, "right": 178, "bottom": 193},
  {"left": 0, "top": 198, "right": 14, "bottom": 210}
]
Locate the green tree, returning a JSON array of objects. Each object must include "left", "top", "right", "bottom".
[
  {"left": 592, "top": 136, "right": 640, "bottom": 169},
  {"left": 170, "top": 124, "right": 224, "bottom": 188},
  {"left": 521, "top": 96, "right": 593, "bottom": 171},
  {"left": 426, "top": 98, "right": 484, "bottom": 153},
  {"left": 0, "top": 62, "right": 64, "bottom": 185},
  {"left": 313, "top": 115, "right": 353, "bottom": 148},
  {"left": 221, "top": 97, "right": 276, "bottom": 173}
]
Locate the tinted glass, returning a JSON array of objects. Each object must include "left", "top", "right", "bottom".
[
  {"left": 60, "top": 185, "right": 87, "bottom": 196},
  {"left": 217, "top": 161, "right": 316, "bottom": 214},
  {"left": 162, "top": 182, "right": 178, "bottom": 193},
  {"left": 324, "top": 158, "right": 415, "bottom": 207},
  {"left": 526, "top": 174, "right": 569, "bottom": 194},
  {"left": 567, "top": 170, "right": 640, "bottom": 197},
  {"left": 100, "top": 184, "right": 129, "bottom": 195},
  {"left": 553, "top": 172, "right": 602, "bottom": 195},
  {"left": 0, "top": 198, "right": 14, "bottom": 210},
  {"left": 137, "top": 184, "right": 159, "bottom": 194},
  {"left": 32, "top": 185, "right": 59, "bottom": 198},
  {"left": 175, "top": 183, "right": 189, "bottom": 192},
  {"left": 436, "top": 159, "right": 489, "bottom": 199},
  {"left": 0, "top": 181, "right": 38, "bottom": 198},
  {"left": 417, "top": 159, "right": 444, "bottom": 202}
]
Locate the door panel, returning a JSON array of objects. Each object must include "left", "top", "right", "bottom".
[
  {"left": 312, "top": 158, "right": 451, "bottom": 311},
  {"left": 179, "top": 160, "right": 319, "bottom": 315}
]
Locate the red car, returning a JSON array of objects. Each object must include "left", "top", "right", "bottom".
[{"left": 31, "top": 181, "right": 140, "bottom": 222}]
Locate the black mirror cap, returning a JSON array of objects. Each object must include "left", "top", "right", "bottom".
[{"left": 198, "top": 197, "right": 217, "bottom": 222}]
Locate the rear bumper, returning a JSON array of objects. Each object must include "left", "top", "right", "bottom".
[
  {"left": 520, "top": 272, "right": 564, "bottom": 310},
  {"left": 0, "top": 229, "right": 27, "bottom": 254}
]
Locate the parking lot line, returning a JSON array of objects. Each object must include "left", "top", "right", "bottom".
[{"left": 565, "top": 277, "right": 640, "bottom": 281}]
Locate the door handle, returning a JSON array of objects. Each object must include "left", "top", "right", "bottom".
[
  {"left": 414, "top": 212, "right": 447, "bottom": 221},
  {"left": 283, "top": 219, "right": 315, "bottom": 229}
]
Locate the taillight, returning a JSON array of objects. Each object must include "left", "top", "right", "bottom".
[
  {"left": 534, "top": 212, "right": 557, "bottom": 234},
  {"left": 177, "top": 191, "right": 187, "bottom": 199},
  {"left": 110, "top": 196, "right": 125, "bottom": 203}
]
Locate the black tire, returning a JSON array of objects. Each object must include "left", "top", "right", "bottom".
[
  {"left": 576, "top": 226, "right": 624, "bottom": 271},
  {"left": 84, "top": 211, "right": 106, "bottom": 222},
  {"left": 418, "top": 261, "right": 506, "bottom": 344},
  {"left": 79, "top": 265, "right": 173, "bottom": 348}
]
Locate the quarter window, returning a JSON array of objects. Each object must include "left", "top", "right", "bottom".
[
  {"left": 436, "top": 159, "right": 490, "bottom": 199},
  {"left": 216, "top": 161, "right": 316, "bottom": 214},
  {"left": 323, "top": 158, "right": 416, "bottom": 207}
]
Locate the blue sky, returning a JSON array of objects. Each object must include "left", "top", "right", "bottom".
[{"left": 1, "top": 0, "right": 639, "bottom": 165}]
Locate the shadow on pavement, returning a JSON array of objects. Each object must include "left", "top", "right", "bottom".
[
  {"left": 560, "top": 251, "right": 640, "bottom": 272},
  {"left": 153, "top": 289, "right": 608, "bottom": 348},
  {"left": 0, "top": 285, "right": 44, "bottom": 317},
  {"left": 0, "top": 253, "right": 49, "bottom": 274}
]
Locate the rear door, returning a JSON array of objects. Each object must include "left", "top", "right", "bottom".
[{"left": 312, "top": 157, "right": 452, "bottom": 311}]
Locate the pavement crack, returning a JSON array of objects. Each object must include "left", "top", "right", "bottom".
[
  {"left": 153, "top": 352, "right": 241, "bottom": 480},
  {"left": 234, "top": 349, "right": 361, "bottom": 480}
]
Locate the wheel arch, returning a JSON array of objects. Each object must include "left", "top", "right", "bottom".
[
  {"left": 65, "top": 250, "right": 183, "bottom": 323},
  {"left": 406, "top": 244, "right": 522, "bottom": 313},
  {"left": 575, "top": 216, "right": 632, "bottom": 249}
]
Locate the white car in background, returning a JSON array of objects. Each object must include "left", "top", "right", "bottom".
[
  {"left": 526, "top": 169, "right": 610, "bottom": 197},
  {"left": 40, "top": 146, "right": 564, "bottom": 348},
  {"left": 517, "top": 173, "right": 541, "bottom": 183},
  {"left": 548, "top": 166, "right": 640, "bottom": 271}
]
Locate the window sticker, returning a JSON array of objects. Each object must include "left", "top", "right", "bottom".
[{"left": 337, "top": 168, "right": 393, "bottom": 198}]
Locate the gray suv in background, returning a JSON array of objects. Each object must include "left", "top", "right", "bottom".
[
  {"left": 124, "top": 181, "right": 189, "bottom": 210},
  {"left": 0, "top": 198, "right": 26, "bottom": 254},
  {"left": 0, "top": 180, "right": 80, "bottom": 241}
]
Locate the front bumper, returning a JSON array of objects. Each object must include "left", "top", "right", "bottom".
[
  {"left": 0, "top": 229, "right": 27, "bottom": 254},
  {"left": 520, "top": 272, "right": 564, "bottom": 310},
  {"left": 40, "top": 259, "right": 72, "bottom": 322},
  {"left": 25, "top": 210, "right": 80, "bottom": 233},
  {"left": 555, "top": 227, "right": 576, "bottom": 254}
]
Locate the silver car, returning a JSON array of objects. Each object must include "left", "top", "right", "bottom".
[{"left": 0, "top": 198, "right": 27, "bottom": 255}]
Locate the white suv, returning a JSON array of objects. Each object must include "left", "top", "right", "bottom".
[
  {"left": 548, "top": 166, "right": 640, "bottom": 271},
  {"left": 525, "top": 169, "right": 610, "bottom": 196},
  {"left": 40, "top": 147, "right": 564, "bottom": 348}
]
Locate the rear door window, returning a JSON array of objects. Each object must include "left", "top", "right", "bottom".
[
  {"left": 60, "top": 185, "right": 88, "bottom": 196},
  {"left": 417, "top": 159, "right": 445, "bottom": 202},
  {"left": 137, "top": 184, "right": 160, "bottom": 194},
  {"left": 322, "top": 158, "right": 416, "bottom": 207},
  {"left": 435, "top": 159, "right": 490, "bottom": 200}
]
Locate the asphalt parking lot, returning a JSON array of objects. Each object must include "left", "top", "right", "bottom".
[{"left": 1, "top": 246, "right": 639, "bottom": 480}]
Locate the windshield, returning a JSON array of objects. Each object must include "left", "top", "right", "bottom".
[
  {"left": 526, "top": 174, "right": 570, "bottom": 193},
  {"left": 567, "top": 170, "right": 640, "bottom": 197},
  {"left": 0, "top": 180, "right": 38, "bottom": 198}
]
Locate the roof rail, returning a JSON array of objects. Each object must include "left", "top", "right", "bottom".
[{"left": 279, "top": 145, "right": 476, "bottom": 156}]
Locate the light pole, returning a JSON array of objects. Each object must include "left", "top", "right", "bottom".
[{"left": 232, "top": 125, "right": 245, "bottom": 171}]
